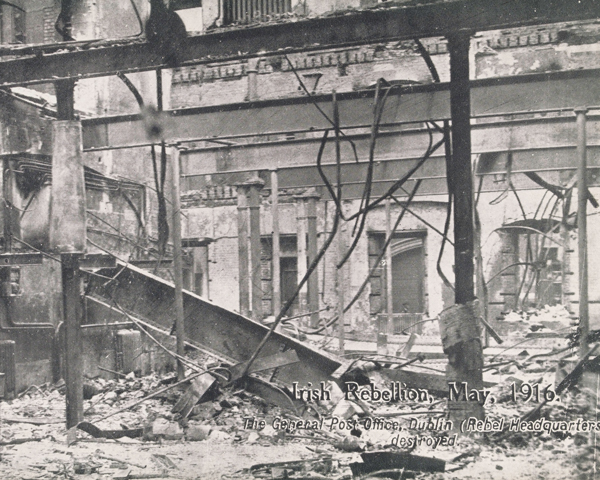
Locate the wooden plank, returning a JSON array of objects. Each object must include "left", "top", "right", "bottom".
[
  {"left": 381, "top": 368, "right": 449, "bottom": 395},
  {"left": 355, "top": 451, "right": 446, "bottom": 474},
  {"left": 2, "top": 416, "right": 62, "bottom": 425}
]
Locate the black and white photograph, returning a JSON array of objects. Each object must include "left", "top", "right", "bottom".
[{"left": 0, "top": 0, "right": 598, "bottom": 478}]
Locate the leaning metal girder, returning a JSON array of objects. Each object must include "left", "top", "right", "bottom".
[
  {"left": 0, "top": 0, "right": 598, "bottom": 87},
  {"left": 84, "top": 261, "right": 343, "bottom": 387}
]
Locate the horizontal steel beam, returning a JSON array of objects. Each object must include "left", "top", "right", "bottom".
[
  {"left": 79, "top": 254, "right": 117, "bottom": 269},
  {"left": 82, "top": 69, "right": 600, "bottom": 151},
  {"left": 183, "top": 148, "right": 600, "bottom": 199},
  {"left": 0, "top": 0, "right": 598, "bottom": 87},
  {"left": 177, "top": 114, "right": 600, "bottom": 197},
  {"left": 0, "top": 253, "right": 44, "bottom": 265},
  {"left": 179, "top": 115, "right": 600, "bottom": 173}
]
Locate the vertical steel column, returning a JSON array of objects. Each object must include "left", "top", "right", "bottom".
[
  {"left": 199, "top": 245, "right": 210, "bottom": 298},
  {"left": 576, "top": 108, "right": 589, "bottom": 358},
  {"left": 561, "top": 208, "right": 572, "bottom": 312},
  {"left": 53, "top": 79, "right": 85, "bottom": 429},
  {"left": 170, "top": 146, "right": 185, "bottom": 380},
  {"left": 271, "top": 170, "right": 281, "bottom": 315},
  {"left": 383, "top": 197, "right": 394, "bottom": 353},
  {"left": 337, "top": 210, "right": 346, "bottom": 355},
  {"left": 63, "top": 253, "right": 82, "bottom": 428},
  {"left": 247, "top": 177, "right": 264, "bottom": 321},
  {"left": 448, "top": 33, "right": 475, "bottom": 305},
  {"left": 446, "top": 32, "right": 484, "bottom": 420},
  {"left": 236, "top": 184, "right": 250, "bottom": 317},
  {"left": 305, "top": 188, "right": 320, "bottom": 328}
]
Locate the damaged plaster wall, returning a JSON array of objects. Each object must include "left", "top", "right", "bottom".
[
  {"left": 182, "top": 189, "right": 454, "bottom": 335},
  {"left": 171, "top": 20, "right": 600, "bottom": 108},
  {"left": 169, "top": 19, "right": 600, "bottom": 337}
]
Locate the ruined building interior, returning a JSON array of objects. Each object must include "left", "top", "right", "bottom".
[{"left": 0, "top": 0, "right": 597, "bottom": 479}]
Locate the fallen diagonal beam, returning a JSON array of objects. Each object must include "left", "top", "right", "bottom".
[
  {"left": 525, "top": 171, "right": 599, "bottom": 208},
  {"left": 2, "top": 416, "right": 62, "bottom": 425},
  {"left": 229, "top": 350, "right": 300, "bottom": 380},
  {"left": 84, "top": 262, "right": 342, "bottom": 387}
]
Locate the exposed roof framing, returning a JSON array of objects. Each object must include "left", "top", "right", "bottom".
[{"left": 0, "top": 0, "right": 598, "bottom": 87}]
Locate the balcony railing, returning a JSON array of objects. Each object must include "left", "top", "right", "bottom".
[{"left": 223, "top": 0, "right": 292, "bottom": 25}]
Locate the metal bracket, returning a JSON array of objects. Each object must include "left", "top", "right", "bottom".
[
  {"left": 0, "top": 253, "right": 44, "bottom": 265},
  {"left": 79, "top": 254, "right": 117, "bottom": 269}
]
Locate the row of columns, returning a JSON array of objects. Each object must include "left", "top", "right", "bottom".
[{"left": 236, "top": 175, "right": 321, "bottom": 323}]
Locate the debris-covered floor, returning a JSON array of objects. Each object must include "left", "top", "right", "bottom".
[{"left": 0, "top": 308, "right": 597, "bottom": 480}]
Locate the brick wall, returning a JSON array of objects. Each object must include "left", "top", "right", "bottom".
[{"left": 171, "top": 20, "right": 600, "bottom": 110}]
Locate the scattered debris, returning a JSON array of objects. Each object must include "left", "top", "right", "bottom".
[
  {"left": 171, "top": 373, "right": 217, "bottom": 419},
  {"left": 77, "top": 421, "right": 144, "bottom": 439},
  {"left": 350, "top": 451, "right": 446, "bottom": 476},
  {"left": 0, "top": 306, "right": 595, "bottom": 478}
]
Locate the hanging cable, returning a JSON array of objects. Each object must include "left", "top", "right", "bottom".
[
  {"left": 337, "top": 78, "right": 394, "bottom": 268},
  {"left": 391, "top": 191, "right": 453, "bottom": 244},
  {"left": 238, "top": 130, "right": 342, "bottom": 380},
  {"left": 284, "top": 54, "right": 360, "bottom": 164},
  {"left": 342, "top": 180, "right": 421, "bottom": 314},
  {"left": 413, "top": 37, "right": 455, "bottom": 292},
  {"left": 115, "top": 70, "right": 169, "bottom": 257}
]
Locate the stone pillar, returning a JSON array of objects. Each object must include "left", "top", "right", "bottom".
[
  {"left": 236, "top": 184, "right": 250, "bottom": 317},
  {"left": 50, "top": 118, "right": 85, "bottom": 429},
  {"left": 304, "top": 188, "right": 321, "bottom": 327},
  {"left": 271, "top": 170, "right": 281, "bottom": 315},
  {"left": 247, "top": 177, "right": 265, "bottom": 321},
  {"left": 247, "top": 58, "right": 259, "bottom": 102},
  {"left": 49, "top": 121, "right": 86, "bottom": 253},
  {"left": 295, "top": 194, "right": 308, "bottom": 320}
]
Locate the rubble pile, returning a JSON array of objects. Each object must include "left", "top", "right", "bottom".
[{"left": 0, "top": 306, "right": 597, "bottom": 479}]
